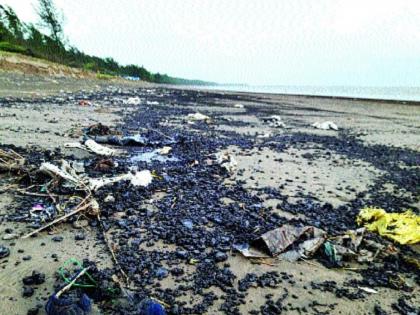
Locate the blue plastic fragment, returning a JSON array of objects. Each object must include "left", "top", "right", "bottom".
[
  {"left": 137, "top": 298, "right": 167, "bottom": 315},
  {"left": 155, "top": 267, "right": 168, "bottom": 279},
  {"left": 181, "top": 219, "right": 193, "bottom": 229},
  {"left": 45, "top": 293, "right": 92, "bottom": 315}
]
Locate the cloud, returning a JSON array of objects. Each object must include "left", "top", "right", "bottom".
[{"left": 2, "top": 0, "right": 420, "bottom": 85}]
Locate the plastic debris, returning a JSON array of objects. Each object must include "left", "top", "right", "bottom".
[
  {"left": 358, "top": 286, "right": 378, "bottom": 294},
  {"left": 46, "top": 265, "right": 93, "bottom": 315},
  {"left": 137, "top": 298, "right": 167, "bottom": 315},
  {"left": 124, "top": 97, "right": 141, "bottom": 105},
  {"left": 254, "top": 225, "right": 326, "bottom": 257},
  {"left": 357, "top": 207, "right": 420, "bottom": 245},
  {"left": 323, "top": 228, "right": 369, "bottom": 266},
  {"left": 323, "top": 241, "right": 339, "bottom": 266},
  {"left": 236, "top": 225, "right": 326, "bottom": 261},
  {"left": 91, "top": 134, "right": 148, "bottom": 146},
  {"left": 157, "top": 146, "right": 172, "bottom": 155},
  {"left": 31, "top": 204, "right": 44, "bottom": 211},
  {"left": 129, "top": 170, "right": 153, "bottom": 187},
  {"left": 84, "top": 139, "right": 115, "bottom": 156},
  {"left": 104, "top": 194, "right": 115, "bottom": 203},
  {"left": 330, "top": 227, "right": 365, "bottom": 252},
  {"left": 155, "top": 267, "right": 169, "bottom": 279},
  {"left": 312, "top": 121, "right": 338, "bottom": 130},
  {"left": 257, "top": 132, "right": 272, "bottom": 139},
  {"left": 45, "top": 293, "right": 92, "bottom": 315},
  {"left": 130, "top": 150, "right": 178, "bottom": 163},
  {"left": 40, "top": 161, "right": 152, "bottom": 191},
  {"left": 232, "top": 243, "right": 269, "bottom": 258},
  {"left": 65, "top": 140, "right": 116, "bottom": 156},
  {"left": 88, "top": 170, "right": 153, "bottom": 191},
  {"left": 187, "top": 112, "right": 211, "bottom": 122},
  {"left": 30, "top": 204, "right": 57, "bottom": 223},
  {"left": 182, "top": 219, "right": 194, "bottom": 230},
  {"left": 0, "top": 245, "right": 10, "bottom": 259},
  {"left": 215, "top": 152, "right": 237, "bottom": 173},
  {"left": 2, "top": 233, "right": 18, "bottom": 240},
  {"left": 323, "top": 240, "right": 360, "bottom": 266},
  {"left": 262, "top": 115, "right": 286, "bottom": 128},
  {"left": 71, "top": 161, "right": 85, "bottom": 174},
  {"left": 40, "top": 161, "right": 81, "bottom": 186}
]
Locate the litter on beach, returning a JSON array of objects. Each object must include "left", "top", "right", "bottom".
[
  {"left": 357, "top": 207, "right": 420, "bottom": 245},
  {"left": 40, "top": 160, "right": 152, "bottom": 191},
  {"left": 2, "top": 1, "right": 420, "bottom": 313},
  {"left": 254, "top": 224, "right": 326, "bottom": 258},
  {"left": 123, "top": 96, "right": 141, "bottom": 105},
  {"left": 262, "top": 115, "right": 287, "bottom": 128},
  {"left": 186, "top": 112, "right": 211, "bottom": 122},
  {"left": 88, "top": 170, "right": 153, "bottom": 190},
  {"left": 157, "top": 146, "right": 172, "bottom": 155},
  {"left": 84, "top": 139, "right": 116, "bottom": 156},
  {"left": 215, "top": 152, "right": 237, "bottom": 173},
  {"left": 89, "top": 134, "right": 149, "bottom": 146},
  {"left": 235, "top": 225, "right": 327, "bottom": 262},
  {"left": 312, "top": 121, "right": 338, "bottom": 130},
  {"left": 65, "top": 139, "right": 116, "bottom": 156}
]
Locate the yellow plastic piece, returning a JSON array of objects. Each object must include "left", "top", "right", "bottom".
[{"left": 356, "top": 207, "right": 420, "bottom": 245}]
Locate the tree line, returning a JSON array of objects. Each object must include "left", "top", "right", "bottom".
[{"left": 0, "top": 0, "right": 213, "bottom": 85}]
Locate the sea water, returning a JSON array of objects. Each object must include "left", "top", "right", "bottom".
[{"left": 195, "top": 85, "right": 420, "bottom": 102}]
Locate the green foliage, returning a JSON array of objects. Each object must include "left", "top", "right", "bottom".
[
  {"left": 83, "top": 62, "right": 97, "bottom": 71},
  {"left": 0, "top": 1, "right": 215, "bottom": 85},
  {"left": 0, "top": 5, "right": 24, "bottom": 40},
  {"left": 96, "top": 72, "right": 115, "bottom": 80},
  {"left": 36, "top": 0, "right": 64, "bottom": 43},
  {"left": 0, "top": 41, "right": 26, "bottom": 53}
]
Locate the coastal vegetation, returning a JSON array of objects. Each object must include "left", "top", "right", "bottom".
[{"left": 0, "top": 0, "right": 213, "bottom": 85}]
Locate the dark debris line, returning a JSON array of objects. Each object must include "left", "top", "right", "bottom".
[{"left": 1, "top": 87, "right": 419, "bottom": 314}]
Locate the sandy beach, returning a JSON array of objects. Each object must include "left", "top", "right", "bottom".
[{"left": 0, "top": 71, "right": 419, "bottom": 315}]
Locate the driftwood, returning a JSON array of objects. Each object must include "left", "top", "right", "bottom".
[
  {"left": 0, "top": 149, "right": 25, "bottom": 172},
  {"left": 22, "top": 196, "right": 95, "bottom": 239}
]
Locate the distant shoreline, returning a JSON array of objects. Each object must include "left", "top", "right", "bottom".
[{"left": 166, "top": 84, "right": 420, "bottom": 106}]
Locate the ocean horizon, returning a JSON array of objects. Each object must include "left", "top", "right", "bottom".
[{"left": 195, "top": 85, "right": 420, "bottom": 102}]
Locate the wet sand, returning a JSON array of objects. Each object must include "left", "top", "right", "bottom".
[{"left": 0, "top": 72, "right": 419, "bottom": 314}]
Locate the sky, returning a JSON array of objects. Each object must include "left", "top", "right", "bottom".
[{"left": 2, "top": 0, "right": 420, "bottom": 86}]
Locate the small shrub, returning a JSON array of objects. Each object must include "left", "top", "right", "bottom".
[{"left": 96, "top": 72, "right": 114, "bottom": 80}]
